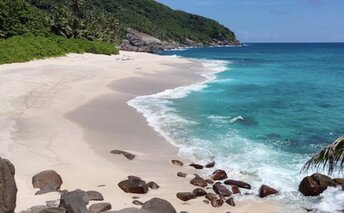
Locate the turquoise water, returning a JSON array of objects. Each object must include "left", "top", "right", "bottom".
[{"left": 129, "top": 43, "right": 344, "bottom": 212}]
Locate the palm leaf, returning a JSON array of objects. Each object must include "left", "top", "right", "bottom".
[{"left": 302, "top": 136, "right": 344, "bottom": 175}]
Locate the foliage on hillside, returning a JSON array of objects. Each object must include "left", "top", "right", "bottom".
[
  {"left": 0, "top": 35, "right": 118, "bottom": 64},
  {"left": 86, "top": 0, "right": 237, "bottom": 43},
  {"left": 0, "top": 0, "right": 48, "bottom": 38},
  {"left": 6, "top": 0, "right": 238, "bottom": 44}
]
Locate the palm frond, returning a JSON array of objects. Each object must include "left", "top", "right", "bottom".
[{"left": 302, "top": 136, "right": 344, "bottom": 175}]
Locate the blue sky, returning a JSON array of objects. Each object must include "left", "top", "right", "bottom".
[{"left": 157, "top": 0, "right": 344, "bottom": 42}]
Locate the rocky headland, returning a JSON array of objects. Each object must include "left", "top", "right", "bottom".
[{"left": 120, "top": 28, "right": 241, "bottom": 53}]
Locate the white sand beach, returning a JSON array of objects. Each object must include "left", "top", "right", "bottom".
[{"left": 0, "top": 52, "right": 280, "bottom": 213}]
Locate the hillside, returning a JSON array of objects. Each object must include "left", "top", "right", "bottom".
[{"left": 1, "top": 0, "right": 240, "bottom": 54}]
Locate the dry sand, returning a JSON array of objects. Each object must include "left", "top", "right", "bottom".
[{"left": 0, "top": 52, "right": 281, "bottom": 212}]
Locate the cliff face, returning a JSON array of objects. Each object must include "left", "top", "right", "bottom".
[{"left": 120, "top": 29, "right": 240, "bottom": 53}]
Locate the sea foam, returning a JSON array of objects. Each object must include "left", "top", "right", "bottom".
[{"left": 127, "top": 59, "right": 229, "bottom": 147}]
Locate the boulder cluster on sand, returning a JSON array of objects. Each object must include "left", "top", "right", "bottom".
[
  {"left": 172, "top": 160, "right": 279, "bottom": 208},
  {"left": 2, "top": 153, "right": 344, "bottom": 212}
]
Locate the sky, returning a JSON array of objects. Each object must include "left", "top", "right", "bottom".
[{"left": 157, "top": 0, "right": 344, "bottom": 42}]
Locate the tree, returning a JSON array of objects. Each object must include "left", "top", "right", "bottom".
[
  {"left": 72, "top": 0, "right": 85, "bottom": 17},
  {"left": 302, "top": 136, "right": 344, "bottom": 175}
]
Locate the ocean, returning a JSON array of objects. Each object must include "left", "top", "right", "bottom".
[{"left": 128, "top": 43, "right": 344, "bottom": 212}]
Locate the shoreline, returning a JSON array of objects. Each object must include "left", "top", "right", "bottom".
[{"left": 0, "top": 52, "right": 280, "bottom": 212}]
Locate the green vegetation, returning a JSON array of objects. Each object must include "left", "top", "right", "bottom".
[
  {"left": 0, "top": 0, "right": 48, "bottom": 38},
  {"left": 0, "top": 35, "right": 118, "bottom": 64},
  {"left": 0, "top": 0, "right": 238, "bottom": 64},
  {"left": 1, "top": 0, "right": 237, "bottom": 43}
]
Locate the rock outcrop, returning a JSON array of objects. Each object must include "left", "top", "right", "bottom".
[
  {"left": 59, "top": 189, "right": 89, "bottom": 213},
  {"left": 213, "top": 182, "right": 231, "bottom": 197},
  {"left": 259, "top": 185, "right": 278, "bottom": 198},
  {"left": 192, "top": 188, "right": 207, "bottom": 197},
  {"left": 86, "top": 191, "right": 104, "bottom": 201},
  {"left": 110, "top": 150, "right": 136, "bottom": 160},
  {"left": 120, "top": 28, "right": 239, "bottom": 53},
  {"left": 120, "top": 29, "right": 174, "bottom": 53},
  {"left": 171, "top": 160, "right": 183, "bottom": 167},
  {"left": 299, "top": 173, "right": 337, "bottom": 196},
  {"left": 210, "top": 170, "right": 228, "bottom": 181},
  {"left": 147, "top": 182, "right": 159, "bottom": 190},
  {"left": 190, "top": 175, "right": 207, "bottom": 187},
  {"left": 224, "top": 179, "right": 251, "bottom": 189},
  {"left": 141, "top": 197, "right": 177, "bottom": 213},
  {"left": 118, "top": 176, "right": 149, "bottom": 194},
  {"left": 32, "top": 170, "right": 63, "bottom": 195},
  {"left": 0, "top": 158, "right": 17, "bottom": 213},
  {"left": 176, "top": 192, "right": 196, "bottom": 202},
  {"left": 189, "top": 163, "right": 204, "bottom": 170},
  {"left": 89, "top": 203, "right": 111, "bottom": 213}
]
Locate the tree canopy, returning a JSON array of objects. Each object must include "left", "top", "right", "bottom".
[{"left": 1, "top": 0, "right": 238, "bottom": 44}]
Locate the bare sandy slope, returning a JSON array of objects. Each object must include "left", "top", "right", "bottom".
[{"left": 0, "top": 52, "right": 281, "bottom": 212}]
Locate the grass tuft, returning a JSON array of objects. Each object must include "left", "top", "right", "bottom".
[{"left": 0, "top": 35, "right": 119, "bottom": 65}]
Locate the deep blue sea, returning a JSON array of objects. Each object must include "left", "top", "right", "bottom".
[{"left": 129, "top": 43, "right": 344, "bottom": 212}]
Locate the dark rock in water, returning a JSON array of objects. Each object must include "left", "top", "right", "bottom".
[
  {"left": 259, "top": 185, "right": 278, "bottom": 198},
  {"left": 147, "top": 181, "right": 160, "bottom": 190},
  {"left": 141, "top": 197, "right": 177, "bottom": 213},
  {"left": 192, "top": 188, "right": 207, "bottom": 197},
  {"left": 231, "top": 185, "right": 241, "bottom": 194},
  {"left": 205, "top": 193, "right": 218, "bottom": 201},
  {"left": 40, "top": 207, "right": 66, "bottom": 213},
  {"left": 177, "top": 172, "right": 187, "bottom": 178},
  {"left": 211, "top": 198, "right": 224, "bottom": 208},
  {"left": 205, "top": 161, "right": 215, "bottom": 168},
  {"left": 110, "top": 150, "right": 136, "bottom": 160},
  {"left": 211, "top": 170, "right": 228, "bottom": 181},
  {"left": 189, "top": 163, "right": 204, "bottom": 170},
  {"left": 236, "top": 116, "right": 258, "bottom": 126},
  {"left": 190, "top": 175, "right": 207, "bottom": 187},
  {"left": 32, "top": 170, "right": 63, "bottom": 195},
  {"left": 176, "top": 192, "right": 196, "bottom": 202},
  {"left": 59, "top": 189, "right": 89, "bottom": 213},
  {"left": 224, "top": 179, "right": 251, "bottom": 189},
  {"left": 0, "top": 157, "right": 17, "bottom": 213},
  {"left": 132, "top": 200, "right": 144, "bottom": 206},
  {"left": 225, "top": 198, "right": 236, "bottom": 206},
  {"left": 89, "top": 203, "right": 112, "bottom": 213},
  {"left": 118, "top": 176, "right": 149, "bottom": 194},
  {"left": 299, "top": 173, "right": 336, "bottom": 196},
  {"left": 213, "top": 182, "right": 232, "bottom": 197},
  {"left": 86, "top": 191, "right": 104, "bottom": 201},
  {"left": 171, "top": 160, "right": 184, "bottom": 167},
  {"left": 302, "top": 207, "right": 314, "bottom": 212}
]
